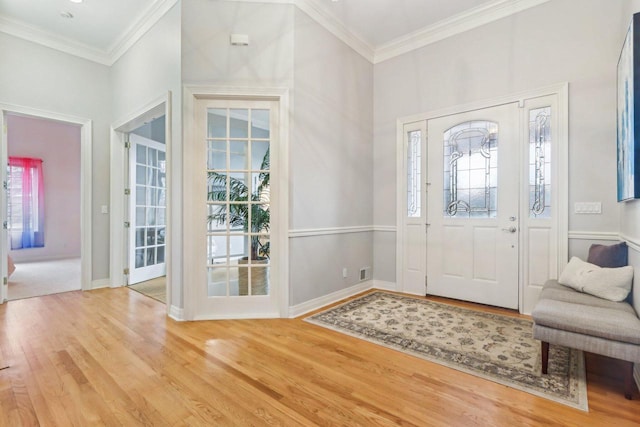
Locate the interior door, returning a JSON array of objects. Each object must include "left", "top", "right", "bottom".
[
  {"left": 128, "top": 134, "right": 166, "bottom": 285},
  {"left": 189, "top": 98, "right": 281, "bottom": 319},
  {"left": 426, "top": 103, "right": 520, "bottom": 309}
]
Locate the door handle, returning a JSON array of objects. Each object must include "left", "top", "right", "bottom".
[{"left": 501, "top": 226, "right": 517, "bottom": 233}]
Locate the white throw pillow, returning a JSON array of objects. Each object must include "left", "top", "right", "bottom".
[{"left": 558, "top": 256, "right": 634, "bottom": 302}]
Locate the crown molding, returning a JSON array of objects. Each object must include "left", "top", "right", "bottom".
[
  {"left": 1, "top": 0, "right": 550, "bottom": 67},
  {"left": 295, "top": 0, "right": 375, "bottom": 63},
  {"left": 109, "top": 0, "right": 178, "bottom": 65},
  {"left": 374, "top": 0, "right": 552, "bottom": 64},
  {"left": 0, "top": 0, "right": 177, "bottom": 66},
  {"left": 0, "top": 15, "right": 111, "bottom": 65}
]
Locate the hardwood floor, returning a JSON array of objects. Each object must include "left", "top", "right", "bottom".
[{"left": 1, "top": 288, "right": 639, "bottom": 426}]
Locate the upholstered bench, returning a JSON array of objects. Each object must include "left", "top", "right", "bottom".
[{"left": 532, "top": 279, "right": 640, "bottom": 399}]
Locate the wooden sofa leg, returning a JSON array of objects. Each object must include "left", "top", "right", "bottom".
[
  {"left": 624, "top": 361, "right": 635, "bottom": 400},
  {"left": 541, "top": 341, "right": 549, "bottom": 375}
]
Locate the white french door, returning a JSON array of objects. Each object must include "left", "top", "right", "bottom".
[
  {"left": 128, "top": 134, "right": 167, "bottom": 285},
  {"left": 426, "top": 103, "right": 520, "bottom": 309},
  {"left": 188, "top": 98, "right": 281, "bottom": 319}
]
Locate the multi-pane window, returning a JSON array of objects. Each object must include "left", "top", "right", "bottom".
[
  {"left": 134, "top": 145, "right": 166, "bottom": 268},
  {"left": 206, "top": 108, "right": 271, "bottom": 297},
  {"left": 443, "top": 121, "right": 498, "bottom": 218}
]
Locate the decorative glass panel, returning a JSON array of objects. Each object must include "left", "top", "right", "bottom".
[
  {"left": 407, "top": 130, "right": 421, "bottom": 218},
  {"left": 206, "top": 108, "right": 271, "bottom": 297},
  {"left": 529, "top": 107, "right": 551, "bottom": 218},
  {"left": 443, "top": 121, "right": 498, "bottom": 218}
]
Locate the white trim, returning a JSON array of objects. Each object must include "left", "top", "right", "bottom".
[
  {"left": 399, "top": 83, "right": 569, "bottom": 125},
  {"left": 373, "top": 225, "right": 396, "bottom": 232},
  {"left": 1, "top": 0, "right": 548, "bottom": 66},
  {"left": 568, "top": 231, "right": 620, "bottom": 241},
  {"left": 288, "top": 225, "right": 396, "bottom": 237},
  {"left": 371, "top": 280, "right": 397, "bottom": 292},
  {"left": 0, "top": 104, "right": 92, "bottom": 298},
  {"left": 168, "top": 305, "right": 184, "bottom": 321},
  {"left": 0, "top": 15, "right": 111, "bottom": 65},
  {"left": 288, "top": 281, "right": 373, "bottom": 318},
  {"left": 289, "top": 226, "right": 373, "bottom": 238},
  {"left": 0, "top": 0, "right": 177, "bottom": 66},
  {"left": 183, "top": 85, "right": 290, "bottom": 320},
  {"left": 295, "top": 0, "right": 374, "bottom": 62},
  {"left": 110, "top": 93, "right": 172, "bottom": 315},
  {"left": 109, "top": 0, "right": 178, "bottom": 65},
  {"left": 374, "top": 0, "right": 551, "bottom": 64},
  {"left": 621, "top": 234, "right": 640, "bottom": 252},
  {"left": 91, "top": 279, "right": 111, "bottom": 290}
]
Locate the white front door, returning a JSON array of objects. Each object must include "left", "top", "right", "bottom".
[
  {"left": 426, "top": 103, "right": 520, "bottom": 309},
  {"left": 188, "top": 98, "right": 281, "bottom": 319},
  {"left": 128, "top": 134, "right": 167, "bottom": 284}
]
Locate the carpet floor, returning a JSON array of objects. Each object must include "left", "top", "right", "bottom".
[
  {"left": 8, "top": 258, "right": 81, "bottom": 300},
  {"left": 305, "top": 291, "right": 588, "bottom": 411}
]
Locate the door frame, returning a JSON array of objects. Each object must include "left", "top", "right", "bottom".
[
  {"left": 395, "top": 83, "right": 568, "bottom": 313},
  {"left": 183, "top": 85, "right": 290, "bottom": 320},
  {"left": 0, "top": 104, "right": 92, "bottom": 303},
  {"left": 110, "top": 93, "right": 171, "bottom": 309}
]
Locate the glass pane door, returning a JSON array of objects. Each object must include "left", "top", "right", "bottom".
[
  {"left": 129, "top": 134, "right": 166, "bottom": 284},
  {"left": 206, "top": 108, "right": 271, "bottom": 297}
]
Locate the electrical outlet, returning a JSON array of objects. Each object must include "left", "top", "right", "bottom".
[{"left": 342, "top": 268, "right": 348, "bottom": 278}]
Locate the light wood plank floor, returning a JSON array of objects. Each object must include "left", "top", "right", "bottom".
[{"left": 0, "top": 288, "right": 639, "bottom": 426}]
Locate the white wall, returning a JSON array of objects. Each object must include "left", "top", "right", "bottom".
[
  {"left": 290, "top": 9, "right": 374, "bottom": 305},
  {"left": 373, "top": 0, "right": 626, "bottom": 283},
  {"left": 7, "top": 115, "right": 81, "bottom": 262},
  {"left": 110, "top": 2, "right": 182, "bottom": 306},
  {"left": 0, "top": 32, "right": 111, "bottom": 281}
]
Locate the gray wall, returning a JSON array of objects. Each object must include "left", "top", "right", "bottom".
[
  {"left": 110, "top": 2, "right": 182, "bottom": 306},
  {"left": 0, "top": 32, "right": 111, "bottom": 281},
  {"left": 290, "top": 8, "right": 374, "bottom": 305},
  {"left": 373, "top": 0, "right": 626, "bottom": 283}
]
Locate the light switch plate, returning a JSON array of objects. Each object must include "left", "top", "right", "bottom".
[{"left": 574, "top": 202, "right": 601, "bottom": 214}]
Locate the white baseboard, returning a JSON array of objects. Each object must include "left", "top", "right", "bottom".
[
  {"left": 168, "top": 305, "right": 184, "bottom": 321},
  {"left": 90, "top": 278, "right": 111, "bottom": 290},
  {"left": 289, "top": 281, "right": 374, "bottom": 318},
  {"left": 371, "top": 280, "right": 397, "bottom": 291}
]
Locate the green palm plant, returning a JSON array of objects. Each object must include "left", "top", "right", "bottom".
[{"left": 207, "top": 148, "right": 270, "bottom": 260}]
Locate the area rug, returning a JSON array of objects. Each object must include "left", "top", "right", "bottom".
[
  {"left": 129, "top": 277, "right": 166, "bottom": 304},
  {"left": 305, "top": 291, "right": 588, "bottom": 411}
]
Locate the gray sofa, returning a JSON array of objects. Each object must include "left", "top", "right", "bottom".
[{"left": 532, "top": 279, "right": 640, "bottom": 399}]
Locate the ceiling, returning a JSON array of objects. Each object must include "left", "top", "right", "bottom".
[{"left": 0, "top": 0, "right": 544, "bottom": 64}]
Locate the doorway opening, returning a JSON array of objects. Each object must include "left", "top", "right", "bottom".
[
  {"left": 109, "top": 95, "right": 171, "bottom": 308},
  {"left": 0, "top": 106, "right": 92, "bottom": 305},
  {"left": 5, "top": 114, "right": 82, "bottom": 300}
]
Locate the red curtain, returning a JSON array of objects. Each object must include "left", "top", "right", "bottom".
[{"left": 8, "top": 157, "right": 44, "bottom": 249}]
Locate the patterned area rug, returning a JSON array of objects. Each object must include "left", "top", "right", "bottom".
[{"left": 305, "top": 291, "right": 588, "bottom": 411}]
